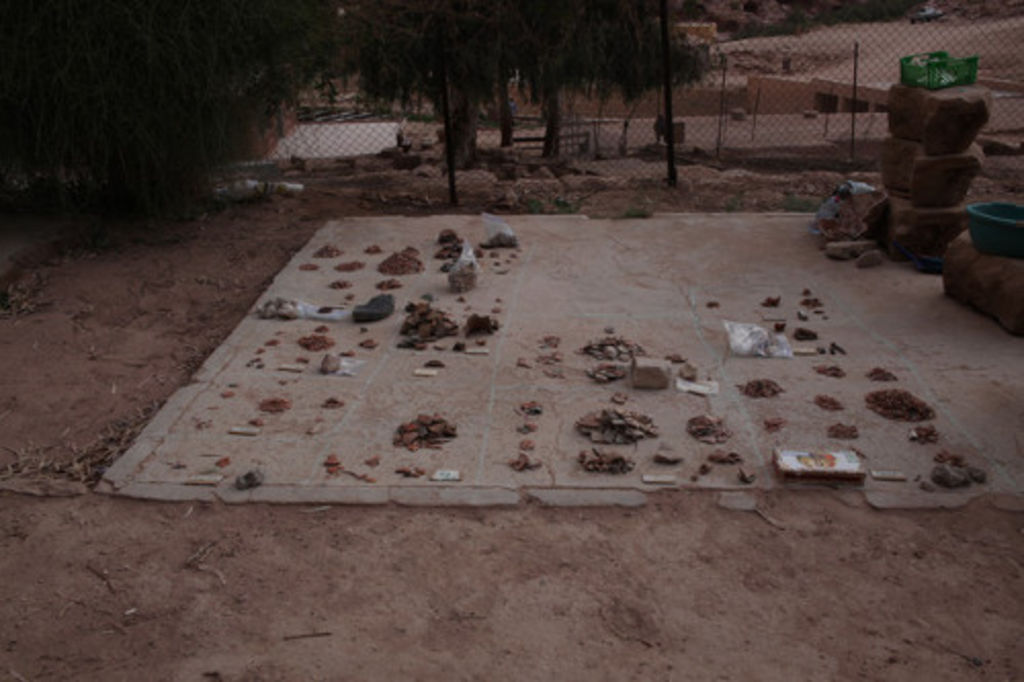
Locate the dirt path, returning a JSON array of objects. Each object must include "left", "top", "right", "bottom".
[{"left": 1, "top": 492, "right": 1022, "bottom": 681}]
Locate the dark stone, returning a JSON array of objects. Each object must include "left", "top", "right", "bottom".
[
  {"left": 352, "top": 294, "right": 395, "bottom": 323},
  {"left": 967, "top": 466, "right": 987, "bottom": 484},
  {"left": 234, "top": 469, "right": 264, "bottom": 490},
  {"left": 931, "top": 464, "right": 970, "bottom": 488}
]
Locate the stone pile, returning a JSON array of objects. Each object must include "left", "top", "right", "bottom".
[
  {"left": 577, "top": 448, "right": 635, "bottom": 474},
  {"left": 575, "top": 409, "right": 658, "bottom": 445},
  {"left": 578, "top": 336, "right": 645, "bottom": 362},
  {"left": 378, "top": 247, "right": 424, "bottom": 275},
  {"left": 393, "top": 414, "right": 458, "bottom": 451},
  {"left": 880, "top": 84, "right": 991, "bottom": 258},
  {"left": 398, "top": 302, "right": 459, "bottom": 347}
]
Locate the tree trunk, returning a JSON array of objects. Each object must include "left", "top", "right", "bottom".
[
  {"left": 542, "top": 87, "right": 561, "bottom": 158},
  {"left": 498, "top": 77, "right": 513, "bottom": 148},
  {"left": 449, "top": 89, "right": 478, "bottom": 169}
]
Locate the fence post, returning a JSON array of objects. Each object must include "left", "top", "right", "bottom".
[
  {"left": 850, "top": 41, "right": 859, "bottom": 161},
  {"left": 659, "top": 0, "right": 677, "bottom": 187},
  {"left": 438, "top": 33, "right": 458, "bottom": 206}
]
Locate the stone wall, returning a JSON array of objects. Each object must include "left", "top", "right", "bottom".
[{"left": 879, "top": 84, "right": 991, "bottom": 259}]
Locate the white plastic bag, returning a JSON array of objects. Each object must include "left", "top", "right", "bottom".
[
  {"left": 215, "top": 179, "right": 304, "bottom": 202},
  {"left": 295, "top": 301, "right": 350, "bottom": 322},
  {"left": 723, "top": 321, "right": 792, "bottom": 359},
  {"left": 448, "top": 240, "right": 479, "bottom": 293},
  {"left": 480, "top": 212, "right": 518, "bottom": 248},
  {"left": 810, "top": 180, "right": 876, "bottom": 234},
  {"left": 842, "top": 180, "right": 875, "bottom": 196},
  {"left": 329, "top": 358, "right": 365, "bottom": 376},
  {"left": 256, "top": 297, "right": 350, "bottom": 321}
]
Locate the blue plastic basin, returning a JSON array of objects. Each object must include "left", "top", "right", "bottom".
[{"left": 967, "top": 202, "right": 1024, "bottom": 258}]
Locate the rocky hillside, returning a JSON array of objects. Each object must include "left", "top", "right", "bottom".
[{"left": 674, "top": 0, "right": 1024, "bottom": 34}]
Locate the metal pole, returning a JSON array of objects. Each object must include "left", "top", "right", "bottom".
[
  {"left": 715, "top": 54, "right": 727, "bottom": 159},
  {"left": 658, "top": 0, "right": 677, "bottom": 187},
  {"left": 438, "top": 34, "right": 458, "bottom": 206},
  {"left": 850, "top": 41, "right": 859, "bottom": 161}
]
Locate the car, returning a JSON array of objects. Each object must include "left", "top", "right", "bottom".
[{"left": 910, "top": 6, "right": 944, "bottom": 23}]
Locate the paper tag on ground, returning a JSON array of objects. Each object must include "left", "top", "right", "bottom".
[
  {"left": 676, "top": 379, "right": 719, "bottom": 396},
  {"left": 184, "top": 473, "right": 224, "bottom": 486}
]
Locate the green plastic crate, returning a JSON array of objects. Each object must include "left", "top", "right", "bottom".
[{"left": 900, "top": 51, "right": 978, "bottom": 90}]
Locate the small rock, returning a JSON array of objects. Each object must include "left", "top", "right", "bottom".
[
  {"left": 931, "top": 464, "right": 970, "bottom": 489},
  {"left": 825, "top": 240, "right": 878, "bottom": 261},
  {"left": 495, "top": 186, "right": 519, "bottom": 209},
  {"left": 320, "top": 354, "right": 341, "bottom": 374},
  {"left": 653, "top": 453, "right": 682, "bottom": 465},
  {"left": 677, "top": 362, "right": 698, "bottom": 382},
  {"left": 413, "top": 164, "right": 440, "bottom": 178},
  {"left": 352, "top": 294, "right": 395, "bottom": 323},
  {"left": 967, "top": 466, "right": 987, "bottom": 484},
  {"left": 855, "top": 250, "right": 885, "bottom": 269},
  {"left": 234, "top": 470, "right": 264, "bottom": 490},
  {"left": 631, "top": 357, "right": 672, "bottom": 390}
]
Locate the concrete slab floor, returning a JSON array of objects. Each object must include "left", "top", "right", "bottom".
[{"left": 98, "top": 213, "right": 1024, "bottom": 508}]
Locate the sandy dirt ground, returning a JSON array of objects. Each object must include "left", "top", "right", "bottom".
[
  {"left": 2, "top": 171, "right": 1023, "bottom": 680},
  {"left": 2, "top": 491, "right": 1022, "bottom": 681},
  {"left": 721, "top": 15, "right": 1024, "bottom": 84}
]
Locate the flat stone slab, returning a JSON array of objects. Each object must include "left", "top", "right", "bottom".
[{"left": 98, "top": 214, "right": 1024, "bottom": 508}]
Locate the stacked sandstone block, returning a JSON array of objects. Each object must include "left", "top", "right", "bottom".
[{"left": 880, "top": 84, "right": 991, "bottom": 258}]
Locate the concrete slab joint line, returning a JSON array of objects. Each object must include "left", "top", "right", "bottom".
[
  {"left": 100, "top": 214, "right": 1023, "bottom": 508},
  {"left": 526, "top": 488, "right": 648, "bottom": 507}
]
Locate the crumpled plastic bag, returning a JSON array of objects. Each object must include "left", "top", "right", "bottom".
[
  {"left": 723, "top": 321, "right": 792, "bottom": 359},
  {"left": 216, "top": 179, "right": 304, "bottom": 202},
  {"left": 320, "top": 355, "right": 366, "bottom": 376},
  {"left": 448, "top": 240, "right": 479, "bottom": 293},
  {"left": 480, "top": 212, "right": 518, "bottom": 248},
  {"left": 810, "top": 180, "right": 877, "bottom": 237},
  {"left": 256, "top": 297, "right": 350, "bottom": 321}
]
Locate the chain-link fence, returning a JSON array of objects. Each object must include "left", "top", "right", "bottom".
[{"left": 252, "top": 5, "right": 1024, "bottom": 201}]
